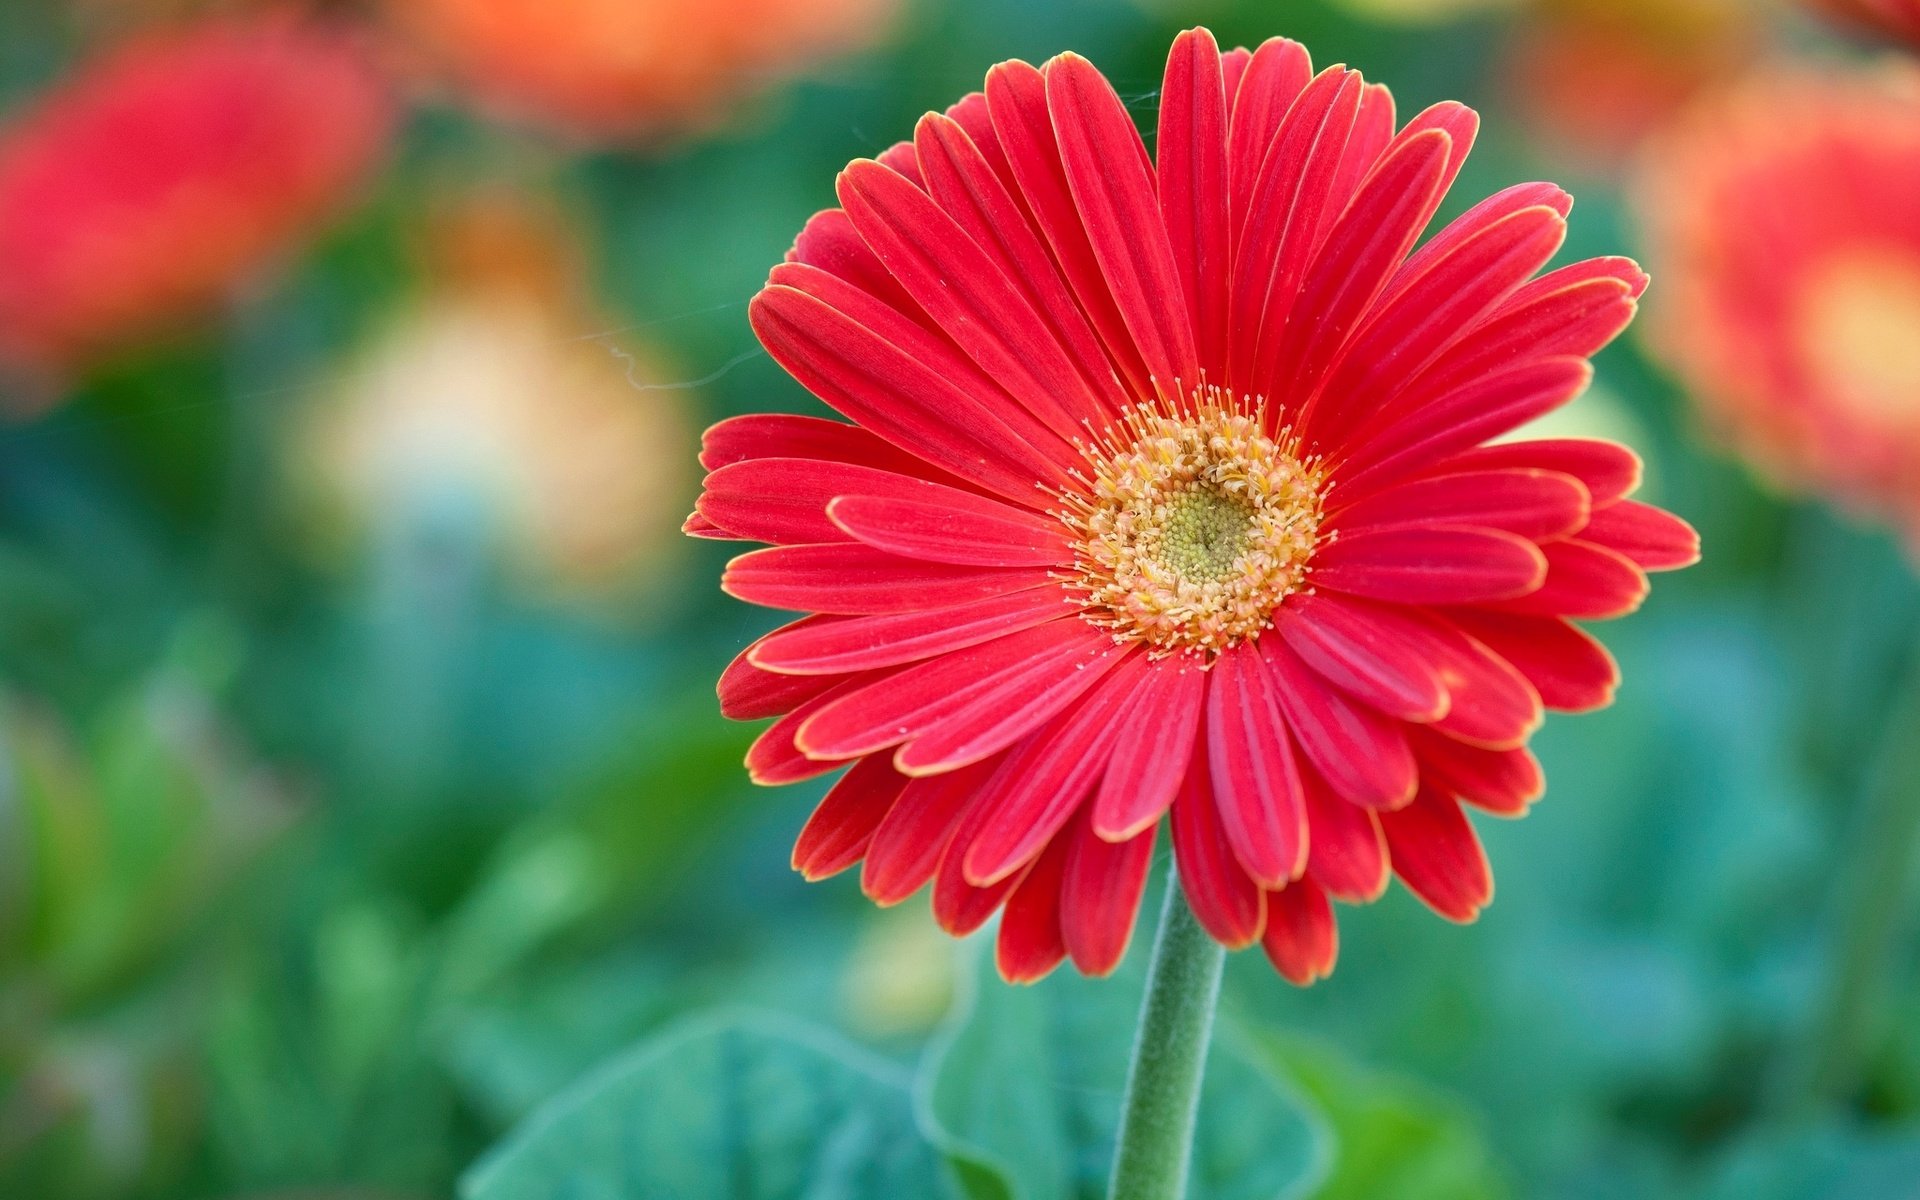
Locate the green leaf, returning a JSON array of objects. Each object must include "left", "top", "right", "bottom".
[
  {"left": 1241, "top": 1034, "right": 1508, "bottom": 1200},
  {"left": 919, "top": 943, "right": 1325, "bottom": 1200},
  {"left": 462, "top": 1012, "right": 951, "bottom": 1200}
]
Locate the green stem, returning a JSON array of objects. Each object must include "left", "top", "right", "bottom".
[
  {"left": 1108, "top": 872, "right": 1226, "bottom": 1200},
  {"left": 1787, "top": 632, "right": 1920, "bottom": 1112}
]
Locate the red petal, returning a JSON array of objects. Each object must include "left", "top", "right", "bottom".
[
  {"left": 700, "top": 412, "right": 947, "bottom": 477},
  {"left": 958, "top": 652, "right": 1148, "bottom": 885},
  {"left": 792, "top": 756, "right": 911, "bottom": 881},
  {"left": 1226, "top": 37, "right": 1313, "bottom": 248},
  {"left": 1441, "top": 438, "right": 1643, "bottom": 508},
  {"left": 1263, "top": 638, "right": 1418, "bottom": 809},
  {"left": 1060, "top": 813, "right": 1157, "bottom": 976},
  {"left": 838, "top": 157, "right": 1108, "bottom": 433},
  {"left": 876, "top": 139, "right": 925, "bottom": 187},
  {"left": 698, "top": 457, "right": 909, "bottom": 545},
  {"left": 1093, "top": 654, "right": 1206, "bottom": 839},
  {"left": 1274, "top": 594, "right": 1449, "bottom": 723},
  {"left": 746, "top": 676, "right": 873, "bottom": 785},
  {"left": 1048, "top": 52, "right": 1200, "bottom": 391},
  {"left": 986, "top": 59, "right": 1153, "bottom": 400},
  {"left": 1207, "top": 644, "right": 1308, "bottom": 887},
  {"left": 1418, "top": 617, "right": 1544, "bottom": 749},
  {"left": 1261, "top": 876, "right": 1338, "bottom": 986},
  {"left": 861, "top": 757, "right": 998, "bottom": 906},
  {"left": 1313, "top": 525, "right": 1548, "bottom": 605},
  {"left": 718, "top": 621, "right": 843, "bottom": 719},
  {"left": 828, "top": 493, "right": 1072, "bottom": 567},
  {"left": 1411, "top": 726, "right": 1543, "bottom": 816},
  {"left": 786, "top": 207, "right": 923, "bottom": 320},
  {"left": 1483, "top": 539, "right": 1649, "bottom": 620},
  {"left": 751, "top": 272, "right": 1073, "bottom": 504},
  {"left": 1304, "top": 770, "right": 1389, "bottom": 902},
  {"left": 996, "top": 834, "right": 1071, "bottom": 984},
  {"left": 1170, "top": 743, "right": 1267, "bottom": 947},
  {"left": 1229, "top": 66, "right": 1362, "bottom": 391},
  {"left": 1381, "top": 785, "right": 1493, "bottom": 922},
  {"left": 933, "top": 787, "right": 1028, "bottom": 935},
  {"left": 797, "top": 619, "right": 1109, "bottom": 760},
  {"left": 1332, "top": 468, "right": 1591, "bottom": 543},
  {"left": 1580, "top": 500, "right": 1700, "bottom": 572},
  {"left": 1443, "top": 610, "right": 1619, "bottom": 713},
  {"left": 1326, "top": 83, "right": 1396, "bottom": 218},
  {"left": 914, "top": 113, "right": 1127, "bottom": 415},
  {"left": 894, "top": 640, "right": 1133, "bottom": 776},
  {"left": 724, "top": 544, "right": 1052, "bottom": 616},
  {"left": 750, "top": 587, "right": 1067, "bottom": 675},
  {"left": 1159, "top": 28, "right": 1233, "bottom": 378}
]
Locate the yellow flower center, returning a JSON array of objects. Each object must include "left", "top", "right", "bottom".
[
  {"left": 1062, "top": 393, "right": 1325, "bottom": 657},
  {"left": 1797, "top": 250, "right": 1920, "bottom": 430}
]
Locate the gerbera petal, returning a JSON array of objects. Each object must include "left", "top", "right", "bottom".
[
  {"left": 1304, "top": 771, "right": 1390, "bottom": 902},
  {"left": 996, "top": 834, "right": 1071, "bottom": 984},
  {"left": 895, "top": 642, "right": 1134, "bottom": 776},
  {"left": 746, "top": 676, "right": 870, "bottom": 786},
  {"left": 1260, "top": 127, "right": 1453, "bottom": 418},
  {"left": 1206, "top": 644, "right": 1308, "bottom": 887},
  {"left": 1048, "top": 52, "right": 1201, "bottom": 391},
  {"left": 956, "top": 652, "right": 1148, "bottom": 885},
  {"left": 861, "top": 758, "right": 998, "bottom": 906},
  {"left": 1443, "top": 610, "right": 1620, "bottom": 712},
  {"left": 750, "top": 587, "right": 1067, "bottom": 675},
  {"left": 1261, "top": 877, "right": 1339, "bottom": 986},
  {"left": 1230, "top": 66, "right": 1363, "bottom": 390},
  {"left": 1306, "top": 202, "right": 1568, "bottom": 446},
  {"left": 828, "top": 494, "right": 1073, "bottom": 567},
  {"left": 1331, "top": 468, "right": 1591, "bottom": 542},
  {"left": 792, "top": 756, "right": 912, "bottom": 881},
  {"left": 1313, "top": 525, "right": 1549, "bottom": 605},
  {"left": 1263, "top": 638, "right": 1419, "bottom": 809},
  {"left": 1060, "top": 813, "right": 1157, "bottom": 976},
  {"left": 1419, "top": 618, "right": 1544, "bottom": 749},
  {"left": 985, "top": 59, "right": 1153, "bottom": 399},
  {"left": 1338, "top": 357, "right": 1595, "bottom": 492},
  {"left": 1171, "top": 743, "right": 1268, "bottom": 947},
  {"left": 797, "top": 619, "right": 1111, "bottom": 761},
  {"left": 751, "top": 271, "right": 1075, "bottom": 503},
  {"left": 1442, "top": 438, "right": 1643, "bottom": 508},
  {"left": 697, "top": 457, "right": 900, "bottom": 545},
  {"left": 913, "top": 113, "right": 1128, "bottom": 415},
  {"left": 718, "top": 620, "right": 843, "bottom": 719},
  {"left": 933, "top": 788, "right": 1029, "bottom": 936},
  {"left": 723, "top": 544, "right": 1053, "bottom": 615},
  {"left": 1579, "top": 500, "right": 1702, "bottom": 571},
  {"left": 1093, "top": 654, "right": 1207, "bottom": 840},
  {"left": 700, "top": 412, "right": 947, "bottom": 476},
  {"left": 1326, "top": 82, "right": 1396, "bottom": 218},
  {"left": 1381, "top": 786, "right": 1493, "bottom": 922},
  {"left": 876, "top": 139, "right": 926, "bottom": 187},
  {"left": 1226, "top": 37, "right": 1313, "bottom": 243},
  {"left": 683, "top": 511, "right": 734, "bottom": 541},
  {"left": 1482, "top": 539, "right": 1649, "bottom": 620},
  {"left": 786, "top": 207, "right": 922, "bottom": 319},
  {"left": 838, "top": 157, "right": 1109, "bottom": 432},
  {"left": 1274, "top": 594, "right": 1450, "bottom": 723},
  {"left": 1158, "top": 27, "right": 1232, "bottom": 378},
  {"left": 1396, "top": 100, "right": 1480, "bottom": 196},
  {"left": 1411, "top": 726, "right": 1544, "bottom": 817}
]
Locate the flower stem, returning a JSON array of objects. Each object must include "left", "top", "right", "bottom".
[
  {"left": 1786, "top": 630, "right": 1920, "bottom": 1111},
  {"left": 1108, "top": 872, "right": 1226, "bottom": 1200}
]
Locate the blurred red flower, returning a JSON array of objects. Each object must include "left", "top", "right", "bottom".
[
  {"left": 1639, "top": 70, "right": 1920, "bottom": 530},
  {"left": 381, "top": 0, "right": 898, "bottom": 141},
  {"left": 0, "top": 18, "right": 392, "bottom": 382},
  {"left": 695, "top": 29, "right": 1696, "bottom": 985},
  {"left": 1808, "top": 0, "right": 1920, "bottom": 48}
]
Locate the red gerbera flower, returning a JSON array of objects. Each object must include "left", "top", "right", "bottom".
[
  {"left": 694, "top": 29, "right": 1697, "bottom": 985},
  {"left": 1807, "top": 0, "right": 1920, "bottom": 49},
  {"left": 0, "top": 18, "right": 391, "bottom": 381},
  {"left": 1638, "top": 69, "right": 1920, "bottom": 530}
]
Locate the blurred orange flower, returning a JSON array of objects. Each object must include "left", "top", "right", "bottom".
[
  {"left": 380, "top": 0, "right": 899, "bottom": 141},
  {"left": 0, "top": 18, "right": 392, "bottom": 383},
  {"left": 1639, "top": 69, "right": 1920, "bottom": 528},
  {"left": 299, "top": 191, "right": 694, "bottom": 598},
  {"left": 1503, "top": 0, "right": 1760, "bottom": 170},
  {"left": 1808, "top": 0, "right": 1920, "bottom": 47}
]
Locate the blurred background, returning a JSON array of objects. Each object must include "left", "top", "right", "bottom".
[{"left": 3, "top": 0, "right": 1920, "bottom": 1197}]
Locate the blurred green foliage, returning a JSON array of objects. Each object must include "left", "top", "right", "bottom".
[{"left": 2, "top": 0, "right": 1919, "bottom": 1197}]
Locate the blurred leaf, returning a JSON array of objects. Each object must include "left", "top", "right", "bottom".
[
  {"left": 920, "top": 938, "right": 1323, "bottom": 1200},
  {"left": 1242, "top": 1033, "right": 1509, "bottom": 1200},
  {"left": 461, "top": 1012, "right": 949, "bottom": 1200},
  {"left": 1702, "top": 1124, "right": 1920, "bottom": 1200}
]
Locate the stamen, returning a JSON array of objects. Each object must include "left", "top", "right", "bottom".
[{"left": 1061, "top": 386, "right": 1325, "bottom": 659}]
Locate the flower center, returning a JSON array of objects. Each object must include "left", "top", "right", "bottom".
[{"left": 1062, "top": 394, "right": 1325, "bottom": 658}]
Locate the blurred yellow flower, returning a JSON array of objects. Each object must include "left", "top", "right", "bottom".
[{"left": 296, "top": 193, "right": 694, "bottom": 599}]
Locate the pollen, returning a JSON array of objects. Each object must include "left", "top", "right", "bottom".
[{"left": 1062, "top": 390, "right": 1325, "bottom": 658}]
